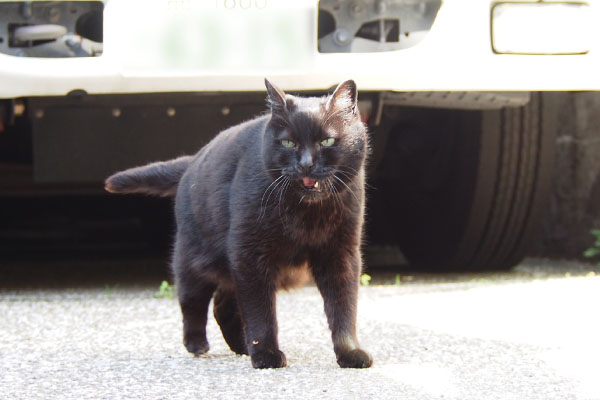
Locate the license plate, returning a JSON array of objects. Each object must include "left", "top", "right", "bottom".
[{"left": 109, "top": 0, "right": 315, "bottom": 74}]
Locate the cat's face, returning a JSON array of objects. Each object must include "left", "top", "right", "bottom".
[{"left": 262, "top": 79, "right": 367, "bottom": 202}]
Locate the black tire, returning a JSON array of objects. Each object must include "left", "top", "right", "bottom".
[{"left": 368, "top": 93, "right": 556, "bottom": 270}]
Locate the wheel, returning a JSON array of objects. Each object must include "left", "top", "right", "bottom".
[{"left": 368, "top": 93, "right": 556, "bottom": 270}]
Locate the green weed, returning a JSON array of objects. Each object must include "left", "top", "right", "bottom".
[
  {"left": 360, "top": 273, "right": 371, "bottom": 286},
  {"left": 154, "top": 280, "right": 175, "bottom": 299},
  {"left": 104, "top": 284, "right": 118, "bottom": 299},
  {"left": 583, "top": 229, "right": 600, "bottom": 264}
]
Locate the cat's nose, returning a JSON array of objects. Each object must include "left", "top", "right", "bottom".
[{"left": 297, "top": 151, "right": 314, "bottom": 174}]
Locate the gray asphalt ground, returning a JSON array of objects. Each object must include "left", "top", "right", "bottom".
[{"left": 2, "top": 258, "right": 600, "bottom": 400}]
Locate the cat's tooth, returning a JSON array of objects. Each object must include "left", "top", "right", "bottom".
[{"left": 314, "top": 181, "right": 319, "bottom": 189}]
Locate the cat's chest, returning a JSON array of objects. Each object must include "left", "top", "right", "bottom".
[{"left": 282, "top": 204, "right": 345, "bottom": 246}]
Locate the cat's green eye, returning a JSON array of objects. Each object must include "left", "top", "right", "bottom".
[
  {"left": 281, "top": 139, "right": 296, "bottom": 148},
  {"left": 320, "top": 138, "right": 336, "bottom": 147}
]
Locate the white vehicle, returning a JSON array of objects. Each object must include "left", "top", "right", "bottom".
[{"left": 0, "top": 0, "right": 597, "bottom": 270}]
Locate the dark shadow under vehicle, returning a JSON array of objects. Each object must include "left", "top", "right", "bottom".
[{"left": 0, "top": 92, "right": 557, "bottom": 271}]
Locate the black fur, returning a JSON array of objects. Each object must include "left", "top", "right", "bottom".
[
  {"left": 105, "top": 79, "right": 372, "bottom": 369},
  {"left": 106, "top": 156, "right": 192, "bottom": 197}
]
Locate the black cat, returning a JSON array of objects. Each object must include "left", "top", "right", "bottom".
[{"left": 105, "top": 79, "right": 373, "bottom": 369}]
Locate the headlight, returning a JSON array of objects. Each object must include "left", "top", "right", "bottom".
[{"left": 492, "top": 2, "right": 591, "bottom": 55}]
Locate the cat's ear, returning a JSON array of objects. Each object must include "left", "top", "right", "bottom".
[
  {"left": 327, "top": 80, "right": 358, "bottom": 116},
  {"left": 265, "top": 78, "right": 288, "bottom": 115}
]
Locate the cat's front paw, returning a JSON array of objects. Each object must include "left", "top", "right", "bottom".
[
  {"left": 184, "top": 335, "right": 209, "bottom": 356},
  {"left": 251, "top": 349, "right": 287, "bottom": 369},
  {"left": 337, "top": 349, "right": 373, "bottom": 368}
]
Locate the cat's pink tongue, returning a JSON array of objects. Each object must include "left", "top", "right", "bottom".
[{"left": 302, "top": 177, "right": 317, "bottom": 188}]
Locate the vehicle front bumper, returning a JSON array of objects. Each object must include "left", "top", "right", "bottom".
[{"left": 1, "top": 0, "right": 599, "bottom": 99}]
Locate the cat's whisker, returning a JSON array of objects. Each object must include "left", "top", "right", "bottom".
[
  {"left": 338, "top": 167, "right": 375, "bottom": 190},
  {"left": 336, "top": 168, "right": 357, "bottom": 178},
  {"left": 325, "top": 177, "right": 340, "bottom": 214},
  {"left": 276, "top": 177, "right": 286, "bottom": 208},
  {"left": 266, "top": 176, "right": 287, "bottom": 206},
  {"left": 277, "top": 176, "right": 291, "bottom": 222},
  {"left": 284, "top": 178, "right": 292, "bottom": 212},
  {"left": 259, "top": 175, "right": 285, "bottom": 221},
  {"left": 335, "top": 170, "right": 356, "bottom": 182},
  {"left": 333, "top": 179, "right": 343, "bottom": 213},
  {"left": 338, "top": 165, "right": 360, "bottom": 174},
  {"left": 333, "top": 175, "right": 360, "bottom": 204},
  {"left": 336, "top": 169, "right": 374, "bottom": 190},
  {"left": 325, "top": 178, "right": 335, "bottom": 209},
  {"left": 261, "top": 175, "right": 284, "bottom": 206}
]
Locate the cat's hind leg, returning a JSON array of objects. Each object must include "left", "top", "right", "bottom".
[
  {"left": 173, "top": 244, "right": 217, "bottom": 356},
  {"left": 178, "top": 277, "right": 216, "bottom": 356},
  {"left": 213, "top": 287, "right": 248, "bottom": 355}
]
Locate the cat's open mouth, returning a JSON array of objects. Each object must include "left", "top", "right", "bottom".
[{"left": 302, "top": 177, "right": 321, "bottom": 192}]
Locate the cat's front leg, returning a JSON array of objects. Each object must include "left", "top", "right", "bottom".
[
  {"left": 232, "top": 261, "right": 286, "bottom": 369},
  {"left": 311, "top": 249, "right": 373, "bottom": 368},
  {"left": 213, "top": 287, "right": 248, "bottom": 355}
]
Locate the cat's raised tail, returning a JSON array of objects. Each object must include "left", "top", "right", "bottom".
[{"left": 104, "top": 155, "right": 192, "bottom": 197}]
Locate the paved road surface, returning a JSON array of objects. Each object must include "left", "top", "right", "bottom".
[{"left": 1, "top": 259, "right": 600, "bottom": 399}]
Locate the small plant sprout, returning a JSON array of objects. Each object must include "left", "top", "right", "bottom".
[
  {"left": 583, "top": 229, "right": 600, "bottom": 265},
  {"left": 104, "top": 284, "right": 116, "bottom": 299},
  {"left": 360, "top": 273, "right": 371, "bottom": 287},
  {"left": 395, "top": 274, "right": 401, "bottom": 286},
  {"left": 154, "top": 280, "right": 175, "bottom": 299}
]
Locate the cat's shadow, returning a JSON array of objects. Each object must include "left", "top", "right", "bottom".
[{"left": 192, "top": 353, "right": 247, "bottom": 360}]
